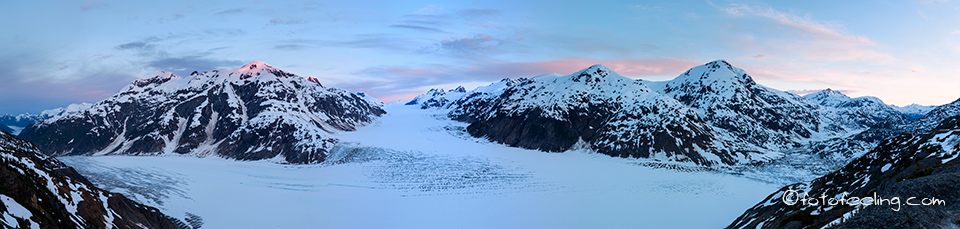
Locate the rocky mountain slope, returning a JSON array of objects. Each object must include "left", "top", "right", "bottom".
[
  {"left": 647, "top": 61, "right": 849, "bottom": 151},
  {"left": 728, "top": 115, "right": 960, "bottom": 229},
  {"left": 18, "top": 61, "right": 385, "bottom": 164},
  {"left": 0, "top": 128, "right": 181, "bottom": 229},
  {"left": 892, "top": 104, "right": 937, "bottom": 120},
  {"left": 804, "top": 88, "right": 908, "bottom": 129},
  {"left": 449, "top": 64, "right": 764, "bottom": 166},
  {"left": 0, "top": 108, "right": 70, "bottom": 135}
]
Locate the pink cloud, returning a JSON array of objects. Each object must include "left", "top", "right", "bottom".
[{"left": 720, "top": 3, "right": 893, "bottom": 62}]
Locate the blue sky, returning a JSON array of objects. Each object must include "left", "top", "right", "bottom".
[{"left": 2, "top": 0, "right": 960, "bottom": 114}]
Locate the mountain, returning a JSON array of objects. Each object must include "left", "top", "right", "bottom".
[
  {"left": 405, "top": 79, "right": 522, "bottom": 109},
  {"left": 404, "top": 86, "right": 469, "bottom": 109},
  {"left": 449, "top": 64, "right": 764, "bottom": 166},
  {"left": 803, "top": 88, "right": 908, "bottom": 129},
  {"left": 913, "top": 98, "right": 960, "bottom": 133},
  {"left": 647, "top": 60, "right": 847, "bottom": 151},
  {"left": 892, "top": 103, "right": 937, "bottom": 120},
  {"left": 0, "top": 108, "right": 69, "bottom": 135},
  {"left": 0, "top": 128, "right": 181, "bottom": 228},
  {"left": 795, "top": 89, "right": 910, "bottom": 160},
  {"left": 18, "top": 61, "right": 385, "bottom": 164},
  {"left": 728, "top": 115, "right": 960, "bottom": 229}
]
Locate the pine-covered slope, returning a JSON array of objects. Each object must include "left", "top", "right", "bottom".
[
  {"left": 0, "top": 129, "right": 180, "bottom": 229},
  {"left": 450, "top": 64, "right": 762, "bottom": 166},
  {"left": 18, "top": 61, "right": 385, "bottom": 164},
  {"left": 728, "top": 115, "right": 960, "bottom": 229}
]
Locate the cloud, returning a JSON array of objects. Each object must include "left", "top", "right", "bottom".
[
  {"left": 268, "top": 17, "right": 306, "bottom": 25},
  {"left": 437, "top": 34, "right": 501, "bottom": 54},
  {"left": 146, "top": 55, "right": 245, "bottom": 76},
  {"left": 786, "top": 89, "right": 856, "bottom": 95},
  {"left": 216, "top": 8, "right": 245, "bottom": 15},
  {"left": 719, "top": 3, "right": 891, "bottom": 62},
  {"left": 389, "top": 24, "right": 447, "bottom": 33},
  {"left": 459, "top": 9, "right": 500, "bottom": 18},
  {"left": 78, "top": 0, "right": 107, "bottom": 11},
  {"left": 274, "top": 44, "right": 309, "bottom": 50}
]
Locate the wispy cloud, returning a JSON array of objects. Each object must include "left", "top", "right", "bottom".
[
  {"left": 389, "top": 24, "right": 447, "bottom": 33},
  {"left": 458, "top": 8, "right": 500, "bottom": 18},
  {"left": 146, "top": 55, "right": 244, "bottom": 76},
  {"left": 268, "top": 17, "right": 307, "bottom": 25},
  {"left": 215, "top": 8, "right": 245, "bottom": 15},
  {"left": 719, "top": 3, "right": 891, "bottom": 62}
]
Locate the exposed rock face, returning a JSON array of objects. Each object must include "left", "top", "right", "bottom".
[
  {"left": 450, "top": 64, "right": 760, "bottom": 166},
  {"left": 650, "top": 60, "right": 846, "bottom": 151},
  {"left": 18, "top": 61, "right": 385, "bottom": 164},
  {"left": 0, "top": 129, "right": 180, "bottom": 229},
  {"left": 805, "top": 96, "right": 960, "bottom": 161},
  {"left": 914, "top": 98, "right": 960, "bottom": 133},
  {"left": 728, "top": 116, "right": 960, "bottom": 229}
]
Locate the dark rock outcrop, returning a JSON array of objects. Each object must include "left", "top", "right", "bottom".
[
  {"left": 728, "top": 116, "right": 960, "bottom": 229},
  {"left": 450, "top": 64, "right": 758, "bottom": 166},
  {"left": 0, "top": 129, "right": 180, "bottom": 229}
]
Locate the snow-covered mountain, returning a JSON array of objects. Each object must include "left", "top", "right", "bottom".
[
  {"left": 0, "top": 107, "right": 74, "bottom": 135},
  {"left": 0, "top": 129, "right": 181, "bottom": 228},
  {"left": 18, "top": 61, "right": 385, "bottom": 164},
  {"left": 449, "top": 64, "right": 764, "bottom": 166},
  {"left": 804, "top": 88, "right": 907, "bottom": 129},
  {"left": 729, "top": 115, "right": 960, "bottom": 229},
  {"left": 892, "top": 103, "right": 936, "bottom": 119},
  {"left": 648, "top": 60, "right": 847, "bottom": 151},
  {"left": 913, "top": 98, "right": 960, "bottom": 133},
  {"left": 405, "top": 78, "right": 523, "bottom": 109},
  {"left": 404, "top": 86, "right": 468, "bottom": 109}
]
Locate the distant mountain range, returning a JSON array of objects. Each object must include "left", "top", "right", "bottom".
[{"left": 16, "top": 61, "right": 384, "bottom": 164}]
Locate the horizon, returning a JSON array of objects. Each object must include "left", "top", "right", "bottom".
[{"left": 3, "top": 0, "right": 960, "bottom": 114}]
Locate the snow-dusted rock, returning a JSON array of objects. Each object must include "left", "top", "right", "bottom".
[
  {"left": 729, "top": 115, "right": 960, "bottom": 229},
  {"left": 18, "top": 61, "right": 385, "bottom": 164},
  {"left": 0, "top": 130, "right": 180, "bottom": 229},
  {"left": 449, "top": 64, "right": 764, "bottom": 166}
]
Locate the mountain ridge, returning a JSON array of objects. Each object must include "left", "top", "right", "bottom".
[{"left": 18, "top": 61, "right": 385, "bottom": 164}]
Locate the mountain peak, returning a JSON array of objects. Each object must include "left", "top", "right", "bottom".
[
  {"left": 706, "top": 59, "right": 731, "bottom": 68},
  {"left": 820, "top": 88, "right": 845, "bottom": 96},
  {"left": 570, "top": 64, "right": 623, "bottom": 83},
  {"left": 240, "top": 61, "right": 274, "bottom": 71},
  {"left": 804, "top": 88, "right": 851, "bottom": 102},
  {"left": 233, "top": 61, "right": 296, "bottom": 78},
  {"left": 304, "top": 76, "right": 323, "bottom": 86},
  {"left": 672, "top": 60, "right": 754, "bottom": 86},
  {"left": 450, "top": 86, "right": 467, "bottom": 93}
]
